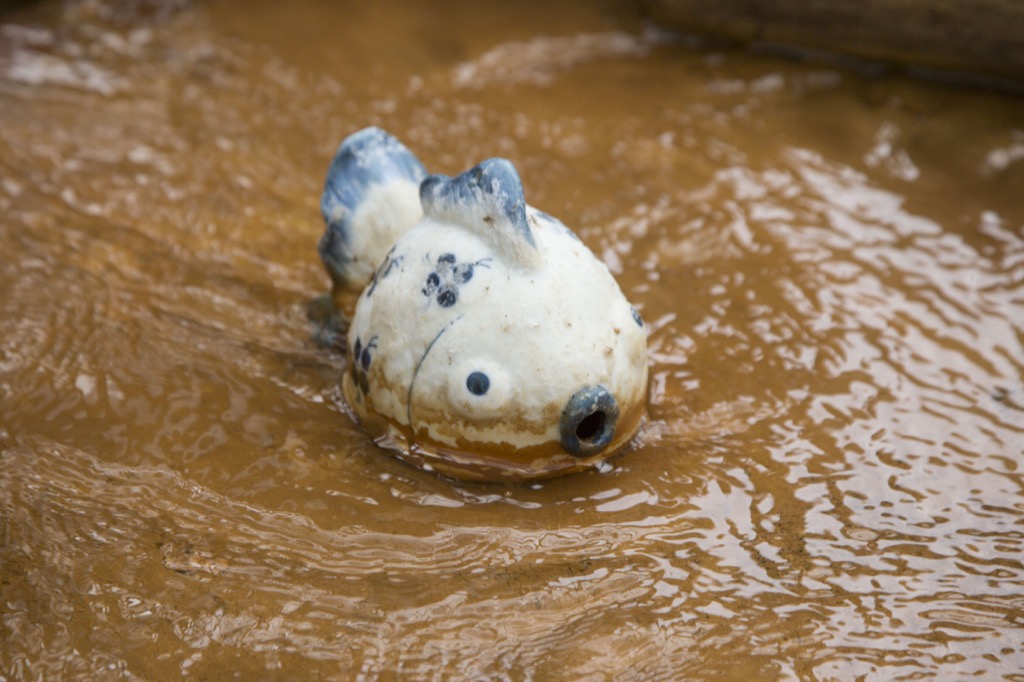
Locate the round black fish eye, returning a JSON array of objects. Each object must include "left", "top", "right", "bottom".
[{"left": 466, "top": 371, "right": 490, "bottom": 396}]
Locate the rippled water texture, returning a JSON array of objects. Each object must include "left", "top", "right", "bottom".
[{"left": 2, "top": 1, "right": 1024, "bottom": 679}]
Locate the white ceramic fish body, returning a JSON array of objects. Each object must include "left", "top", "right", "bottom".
[{"left": 319, "top": 128, "right": 648, "bottom": 480}]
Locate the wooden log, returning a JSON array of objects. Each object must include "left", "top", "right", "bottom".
[{"left": 642, "top": 0, "right": 1024, "bottom": 82}]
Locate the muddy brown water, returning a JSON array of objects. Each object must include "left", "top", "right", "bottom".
[{"left": 2, "top": 1, "right": 1023, "bottom": 679}]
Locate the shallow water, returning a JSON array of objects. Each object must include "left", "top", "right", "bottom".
[{"left": 2, "top": 0, "right": 1023, "bottom": 679}]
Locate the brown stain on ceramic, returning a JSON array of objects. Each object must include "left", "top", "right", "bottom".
[{"left": 343, "top": 363, "right": 649, "bottom": 480}]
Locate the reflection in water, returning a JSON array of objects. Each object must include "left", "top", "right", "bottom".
[{"left": 1, "top": 0, "right": 1023, "bottom": 679}]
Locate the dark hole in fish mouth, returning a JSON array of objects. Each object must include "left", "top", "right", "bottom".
[
  {"left": 560, "top": 385, "right": 619, "bottom": 456},
  {"left": 575, "top": 410, "right": 606, "bottom": 442}
]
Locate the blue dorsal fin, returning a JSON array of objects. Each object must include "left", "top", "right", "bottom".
[
  {"left": 319, "top": 127, "right": 427, "bottom": 289},
  {"left": 419, "top": 158, "right": 541, "bottom": 269}
]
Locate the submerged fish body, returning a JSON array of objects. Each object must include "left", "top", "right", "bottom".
[{"left": 319, "top": 128, "right": 648, "bottom": 480}]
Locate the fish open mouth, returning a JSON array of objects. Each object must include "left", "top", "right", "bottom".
[{"left": 559, "top": 385, "right": 619, "bottom": 456}]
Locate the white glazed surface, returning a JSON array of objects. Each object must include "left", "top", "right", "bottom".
[
  {"left": 343, "top": 206, "right": 648, "bottom": 479},
  {"left": 319, "top": 128, "right": 649, "bottom": 480}
]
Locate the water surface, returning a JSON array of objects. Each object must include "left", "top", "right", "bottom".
[{"left": 1, "top": 1, "right": 1023, "bottom": 679}]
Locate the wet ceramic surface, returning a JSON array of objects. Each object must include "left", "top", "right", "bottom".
[
  {"left": 1, "top": 0, "right": 1023, "bottom": 679},
  {"left": 321, "top": 129, "right": 648, "bottom": 479}
]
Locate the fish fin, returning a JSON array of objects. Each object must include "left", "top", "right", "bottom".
[
  {"left": 319, "top": 127, "right": 427, "bottom": 290},
  {"left": 420, "top": 158, "right": 541, "bottom": 269}
]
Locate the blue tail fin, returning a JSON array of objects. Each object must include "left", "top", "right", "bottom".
[{"left": 319, "top": 127, "right": 427, "bottom": 290}]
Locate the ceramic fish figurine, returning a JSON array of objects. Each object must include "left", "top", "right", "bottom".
[{"left": 318, "top": 127, "right": 648, "bottom": 480}]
